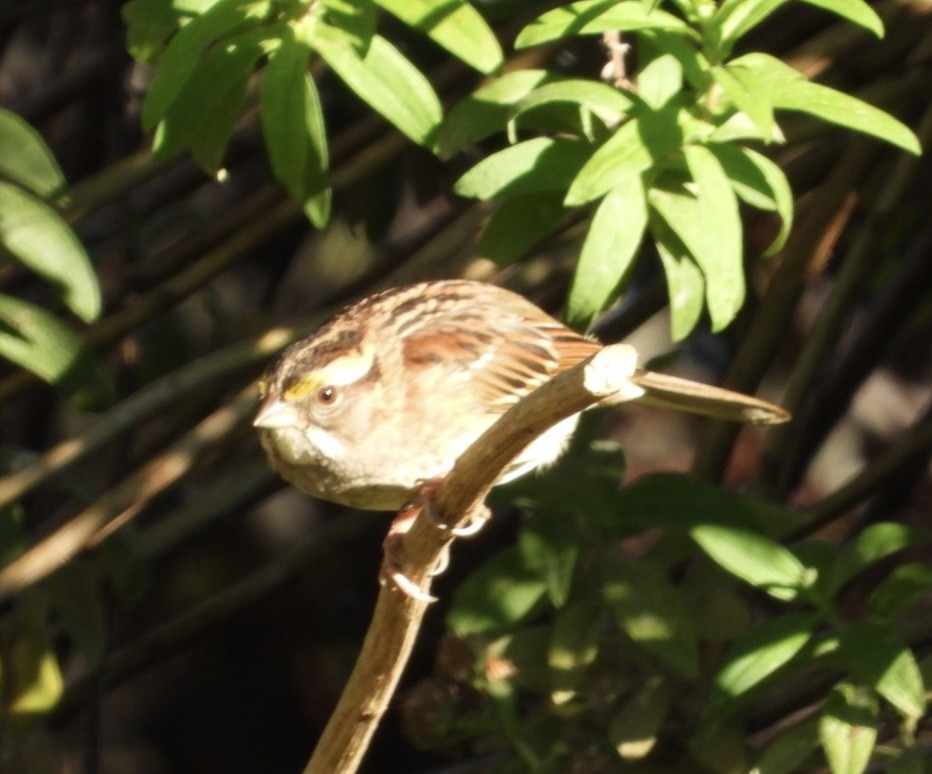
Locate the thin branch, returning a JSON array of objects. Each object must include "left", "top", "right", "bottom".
[
  {"left": 0, "top": 386, "right": 258, "bottom": 601},
  {"left": 786, "top": 401, "right": 932, "bottom": 541},
  {"left": 303, "top": 344, "right": 642, "bottom": 774},
  {"left": 0, "top": 327, "right": 300, "bottom": 511}
]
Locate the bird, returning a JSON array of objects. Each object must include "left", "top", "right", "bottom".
[{"left": 254, "top": 279, "right": 789, "bottom": 512}]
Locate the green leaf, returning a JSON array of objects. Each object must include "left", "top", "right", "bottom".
[
  {"left": 0, "top": 294, "right": 112, "bottom": 409},
  {"left": 716, "top": 0, "right": 785, "bottom": 55},
  {"left": 0, "top": 182, "right": 101, "bottom": 322},
  {"left": 838, "top": 621, "right": 925, "bottom": 721},
  {"left": 650, "top": 176, "right": 742, "bottom": 333},
  {"left": 602, "top": 553, "right": 701, "bottom": 679},
  {"left": 436, "top": 70, "right": 552, "bottom": 158},
  {"left": 729, "top": 53, "right": 920, "bottom": 155},
  {"left": 609, "top": 677, "right": 675, "bottom": 760},
  {"left": 566, "top": 179, "right": 648, "bottom": 329},
  {"left": 448, "top": 547, "right": 548, "bottom": 635},
  {"left": 548, "top": 599, "right": 602, "bottom": 704},
  {"left": 261, "top": 31, "right": 331, "bottom": 226},
  {"left": 800, "top": 0, "right": 884, "bottom": 37},
  {"left": 374, "top": 0, "right": 502, "bottom": 74},
  {"left": 516, "top": 0, "right": 696, "bottom": 49},
  {"left": 518, "top": 513, "right": 580, "bottom": 607},
  {"left": 566, "top": 104, "right": 682, "bottom": 205},
  {"left": 455, "top": 137, "right": 593, "bottom": 199},
  {"left": 637, "top": 37, "right": 683, "bottom": 109},
  {"left": 512, "top": 79, "right": 634, "bottom": 127},
  {"left": 0, "top": 109, "right": 67, "bottom": 198},
  {"left": 153, "top": 28, "right": 268, "bottom": 169},
  {"left": 709, "top": 143, "right": 793, "bottom": 255},
  {"left": 309, "top": 26, "right": 442, "bottom": 147},
  {"left": 683, "top": 145, "right": 745, "bottom": 331},
  {"left": 141, "top": 0, "right": 270, "bottom": 130},
  {"left": 189, "top": 41, "right": 267, "bottom": 171},
  {"left": 652, "top": 221, "right": 705, "bottom": 340},
  {"left": 885, "top": 746, "right": 927, "bottom": 774},
  {"left": 825, "top": 523, "right": 929, "bottom": 597},
  {"left": 867, "top": 563, "right": 932, "bottom": 619},
  {"left": 645, "top": 28, "right": 708, "bottom": 91},
  {"left": 690, "top": 525, "right": 809, "bottom": 600},
  {"left": 122, "top": 0, "right": 222, "bottom": 62},
  {"left": 819, "top": 683, "right": 878, "bottom": 774},
  {"left": 754, "top": 719, "right": 821, "bottom": 774},
  {"left": 8, "top": 598, "right": 64, "bottom": 714},
  {"left": 479, "top": 192, "right": 568, "bottom": 265},
  {"left": 322, "top": 0, "right": 376, "bottom": 53},
  {"left": 713, "top": 64, "right": 776, "bottom": 140},
  {"left": 713, "top": 612, "right": 819, "bottom": 700}
]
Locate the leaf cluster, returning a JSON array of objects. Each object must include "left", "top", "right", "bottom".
[{"left": 442, "top": 432, "right": 930, "bottom": 772}]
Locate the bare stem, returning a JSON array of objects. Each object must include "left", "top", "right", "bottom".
[{"left": 302, "top": 344, "right": 641, "bottom": 774}]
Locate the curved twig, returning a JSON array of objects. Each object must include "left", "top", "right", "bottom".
[
  {"left": 302, "top": 344, "right": 642, "bottom": 774},
  {"left": 0, "top": 386, "right": 258, "bottom": 601}
]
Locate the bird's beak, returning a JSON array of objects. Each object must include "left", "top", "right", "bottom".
[{"left": 253, "top": 399, "right": 302, "bottom": 429}]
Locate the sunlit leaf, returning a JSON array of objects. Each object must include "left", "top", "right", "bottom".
[
  {"left": 375, "top": 0, "right": 502, "bottom": 74},
  {"left": 683, "top": 145, "right": 745, "bottom": 330},
  {"left": 651, "top": 218, "right": 705, "bottom": 340},
  {"left": 516, "top": 0, "right": 696, "bottom": 49},
  {"left": 637, "top": 37, "right": 683, "bottom": 108},
  {"left": 0, "top": 109, "right": 67, "bottom": 199},
  {"left": 455, "top": 137, "right": 592, "bottom": 199},
  {"left": 819, "top": 683, "right": 878, "bottom": 774},
  {"left": 0, "top": 182, "right": 100, "bottom": 322},
  {"left": 824, "top": 522, "right": 929, "bottom": 597},
  {"left": 513, "top": 79, "right": 633, "bottom": 126},
  {"left": 322, "top": 0, "right": 376, "bottom": 53},
  {"left": 709, "top": 143, "right": 793, "bottom": 255},
  {"left": 309, "top": 26, "right": 442, "bottom": 147},
  {"left": 261, "top": 30, "right": 331, "bottom": 226},
  {"left": 437, "top": 70, "right": 552, "bottom": 158},
  {"left": 712, "top": 64, "right": 776, "bottom": 140},
  {"left": 566, "top": 104, "right": 682, "bottom": 205},
  {"left": 867, "top": 563, "right": 932, "bottom": 619},
  {"left": 838, "top": 621, "right": 925, "bottom": 721},
  {"left": 690, "top": 524, "right": 809, "bottom": 600},
  {"left": 716, "top": 0, "right": 785, "bottom": 54},
  {"left": 142, "top": 0, "right": 270, "bottom": 129},
  {"left": 8, "top": 597, "right": 64, "bottom": 714},
  {"left": 729, "top": 53, "right": 920, "bottom": 154},
  {"left": 713, "top": 612, "right": 819, "bottom": 700},
  {"left": 448, "top": 547, "right": 548, "bottom": 635},
  {"left": 567, "top": 179, "right": 648, "bottom": 329},
  {"left": 154, "top": 28, "right": 268, "bottom": 168},
  {"left": 122, "top": 0, "right": 224, "bottom": 62},
  {"left": 609, "top": 677, "right": 674, "bottom": 760},
  {"left": 0, "top": 294, "right": 111, "bottom": 409},
  {"left": 548, "top": 599, "right": 602, "bottom": 704},
  {"left": 801, "top": 0, "right": 883, "bottom": 37},
  {"left": 602, "top": 553, "right": 700, "bottom": 679}
]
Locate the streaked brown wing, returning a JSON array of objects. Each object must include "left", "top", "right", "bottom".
[{"left": 400, "top": 295, "right": 600, "bottom": 414}]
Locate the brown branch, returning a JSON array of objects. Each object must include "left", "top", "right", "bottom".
[
  {"left": 0, "top": 327, "right": 302, "bottom": 511},
  {"left": 0, "top": 386, "right": 258, "bottom": 601},
  {"left": 302, "top": 344, "right": 641, "bottom": 774}
]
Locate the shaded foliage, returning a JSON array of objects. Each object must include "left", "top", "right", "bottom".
[{"left": 0, "top": 0, "right": 931, "bottom": 772}]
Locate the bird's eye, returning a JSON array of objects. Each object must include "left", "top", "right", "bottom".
[{"left": 317, "top": 385, "right": 338, "bottom": 405}]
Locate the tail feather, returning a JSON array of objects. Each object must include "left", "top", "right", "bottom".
[{"left": 630, "top": 370, "right": 791, "bottom": 425}]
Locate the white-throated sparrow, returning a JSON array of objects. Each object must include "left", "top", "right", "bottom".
[{"left": 254, "top": 279, "right": 789, "bottom": 510}]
